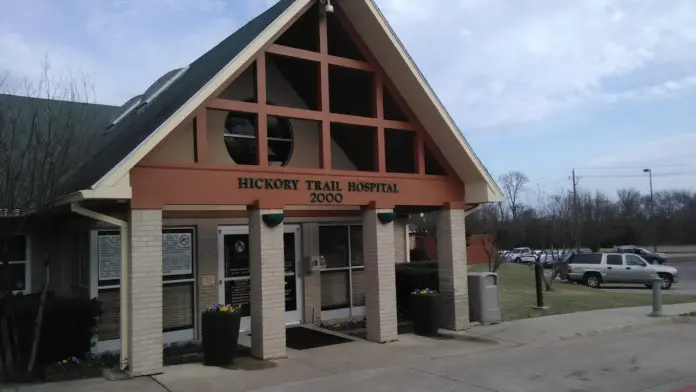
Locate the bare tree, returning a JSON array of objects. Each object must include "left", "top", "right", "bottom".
[
  {"left": 1, "top": 62, "right": 100, "bottom": 378},
  {"left": 498, "top": 171, "right": 529, "bottom": 221}
]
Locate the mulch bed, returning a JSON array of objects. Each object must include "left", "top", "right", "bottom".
[
  {"left": 285, "top": 326, "right": 352, "bottom": 350},
  {"left": 2, "top": 340, "right": 249, "bottom": 384},
  {"left": 321, "top": 318, "right": 414, "bottom": 339}
]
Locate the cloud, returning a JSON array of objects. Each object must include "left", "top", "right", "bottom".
[
  {"left": 2, "top": 0, "right": 696, "bottom": 130},
  {"left": 0, "top": 0, "right": 271, "bottom": 104},
  {"left": 378, "top": 0, "right": 696, "bottom": 128},
  {"left": 587, "top": 133, "right": 696, "bottom": 168}
]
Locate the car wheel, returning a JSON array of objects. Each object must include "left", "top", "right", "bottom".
[
  {"left": 658, "top": 273, "right": 673, "bottom": 290},
  {"left": 583, "top": 273, "right": 601, "bottom": 288},
  {"left": 514, "top": 258, "right": 521, "bottom": 263}
]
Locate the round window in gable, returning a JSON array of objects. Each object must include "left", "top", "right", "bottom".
[{"left": 223, "top": 105, "right": 294, "bottom": 166}]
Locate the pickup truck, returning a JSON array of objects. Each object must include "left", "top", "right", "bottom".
[{"left": 565, "top": 252, "right": 679, "bottom": 290}]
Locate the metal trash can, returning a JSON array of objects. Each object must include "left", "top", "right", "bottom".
[{"left": 467, "top": 272, "right": 502, "bottom": 325}]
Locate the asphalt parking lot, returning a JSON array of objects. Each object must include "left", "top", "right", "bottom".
[{"left": 601, "top": 260, "right": 696, "bottom": 293}]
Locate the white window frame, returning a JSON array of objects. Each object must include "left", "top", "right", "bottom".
[
  {"left": 318, "top": 223, "right": 365, "bottom": 321},
  {"left": 4, "top": 235, "right": 32, "bottom": 295},
  {"left": 89, "top": 227, "right": 198, "bottom": 353}
]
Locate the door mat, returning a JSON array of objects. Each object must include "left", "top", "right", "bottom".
[{"left": 285, "top": 326, "right": 353, "bottom": 350}]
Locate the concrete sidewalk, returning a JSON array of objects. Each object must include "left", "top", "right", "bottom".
[
  {"left": 3, "top": 303, "right": 696, "bottom": 392},
  {"left": 466, "top": 302, "right": 696, "bottom": 345}
]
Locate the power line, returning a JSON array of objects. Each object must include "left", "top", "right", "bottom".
[
  {"left": 574, "top": 163, "right": 696, "bottom": 171},
  {"left": 580, "top": 171, "right": 696, "bottom": 179}
]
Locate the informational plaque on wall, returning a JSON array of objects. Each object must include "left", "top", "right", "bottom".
[
  {"left": 285, "top": 275, "right": 297, "bottom": 312},
  {"left": 98, "top": 233, "right": 121, "bottom": 281},
  {"left": 162, "top": 231, "right": 193, "bottom": 276},
  {"left": 226, "top": 280, "right": 251, "bottom": 317}
]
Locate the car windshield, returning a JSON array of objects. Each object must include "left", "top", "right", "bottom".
[
  {"left": 513, "top": 248, "right": 528, "bottom": 253},
  {"left": 637, "top": 248, "right": 650, "bottom": 254}
]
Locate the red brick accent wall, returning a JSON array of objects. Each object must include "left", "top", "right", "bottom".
[{"left": 415, "top": 234, "right": 495, "bottom": 265}]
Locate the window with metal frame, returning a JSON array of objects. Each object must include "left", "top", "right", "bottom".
[
  {"left": 319, "top": 224, "right": 364, "bottom": 311},
  {"left": 0, "top": 235, "right": 31, "bottom": 294},
  {"left": 94, "top": 227, "right": 197, "bottom": 341}
]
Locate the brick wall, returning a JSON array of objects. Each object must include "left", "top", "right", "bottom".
[{"left": 394, "top": 218, "right": 407, "bottom": 264}]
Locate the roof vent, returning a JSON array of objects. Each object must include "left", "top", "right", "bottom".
[
  {"left": 106, "top": 94, "right": 143, "bottom": 129},
  {"left": 140, "top": 66, "right": 189, "bottom": 106}
]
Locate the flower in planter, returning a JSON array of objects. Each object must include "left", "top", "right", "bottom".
[
  {"left": 411, "top": 288, "right": 438, "bottom": 296},
  {"left": 205, "top": 303, "right": 242, "bottom": 313}
]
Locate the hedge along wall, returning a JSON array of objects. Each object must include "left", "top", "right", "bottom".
[
  {"left": 394, "top": 262, "right": 438, "bottom": 320},
  {"left": 1, "top": 293, "right": 101, "bottom": 366}
]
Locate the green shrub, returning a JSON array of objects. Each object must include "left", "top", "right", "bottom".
[
  {"left": 407, "top": 260, "right": 439, "bottom": 270},
  {"left": 395, "top": 263, "right": 439, "bottom": 320},
  {"left": 1, "top": 293, "right": 101, "bottom": 367}
]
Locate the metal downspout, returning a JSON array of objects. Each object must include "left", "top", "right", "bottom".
[{"left": 70, "top": 203, "right": 130, "bottom": 372}]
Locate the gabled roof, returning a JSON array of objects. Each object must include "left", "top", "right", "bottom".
[
  {"left": 59, "top": 0, "right": 296, "bottom": 196},
  {"left": 63, "top": 0, "right": 503, "bottom": 203}
]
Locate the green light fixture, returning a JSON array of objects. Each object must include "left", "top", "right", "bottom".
[{"left": 261, "top": 213, "right": 284, "bottom": 227}]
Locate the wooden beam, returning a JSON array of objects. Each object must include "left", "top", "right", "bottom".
[
  {"left": 319, "top": 11, "right": 332, "bottom": 170},
  {"left": 375, "top": 73, "right": 385, "bottom": 172},
  {"left": 256, "top": 56, "right": 268, "bottom": 167},
  {"left": 207, "top": 98, "right": 416, "bottom": 131},
  {"left": 333, "top": 9, "right": 455, "bottom": 178},
  {"left": 415, "top": 131, "right": 426, "bottom": 175},
  {"left": 195, "top": 108, "right": 208, "bottom": 163},
  {"left": 266, "top": 44, "right": 373, "bottom": 71}
]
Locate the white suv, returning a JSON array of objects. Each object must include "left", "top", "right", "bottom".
[{"left": 505, "top": 247, "right": 537, "bottom": 264}]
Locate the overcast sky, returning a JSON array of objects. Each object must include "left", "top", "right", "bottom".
[{"left": 2, "top": 0, "right": 696, "bottom": 203}]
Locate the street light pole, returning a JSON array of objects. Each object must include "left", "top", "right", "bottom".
[{"left": 643, "top": 168, "right": 657, "bottom": 252}]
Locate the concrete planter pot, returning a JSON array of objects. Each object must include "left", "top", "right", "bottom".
[
  {"left": 202, "top": 311, "right": 241, "bottom": 367},
  {"left": 410, "top": 293, "right": 440, "bottom": 336}
]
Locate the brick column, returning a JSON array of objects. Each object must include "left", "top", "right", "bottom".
[
  {"left": 128, "top": 209, "right": 163, "bottom": 376},
  {"left": 249, "top": 209, "right": 286, "bottom": 359},
  {"left": 363, "top": 208, "right": 398, "bottom": 343},
  {"left": 437, "top": 207, "right": 469, "bottom": 331}
]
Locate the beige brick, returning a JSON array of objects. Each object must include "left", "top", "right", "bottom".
[
  {"left": 437, "top": 208, "right": 469, "bottom": 331},
  {"left": 128, "top": 209, "right": 163, "bottom": 376},
  {"left": 394, "top": 218, "right": 407, "bottom": 264},
  {"left": 363, "top": 209, "right": 398, "bottom": 343},
  {"left": 249, "top": 209, "right": 286, "bottom": 359}
]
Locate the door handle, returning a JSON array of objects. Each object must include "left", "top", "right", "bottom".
[
  {"left": 607, "top": 267, "right": 613, "bottom": 270},
  {"left": 625, "top": 267, "right": 631, "bottom": 270}
]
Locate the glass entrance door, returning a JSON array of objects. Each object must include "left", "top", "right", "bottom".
[{"left": 218, "top": 225, "right": 302, "bottom": 332}]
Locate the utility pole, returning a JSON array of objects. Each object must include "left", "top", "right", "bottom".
[
  {"left": 571, "top": 169, "right": 580, "bottom": 252},
  {"left": 644, "top": 168, "right": 657, "bottom": 252}
]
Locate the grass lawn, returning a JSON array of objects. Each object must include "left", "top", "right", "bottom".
[{"left": 469, "top": 263, "right": 696, "bottom": 321}]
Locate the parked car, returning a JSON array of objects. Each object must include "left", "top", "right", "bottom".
[
  {"left": 565, "top": 252, "right": 678, "bottom": 290},
  {"left": 615, "top": 245, "right": 667, "bottom": 265},
  {"left": 506, "top": 247, "right": 537, "bottom": 263},
  {"left": 539, "top": 253, "right": 562, "bottom": 268}
]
